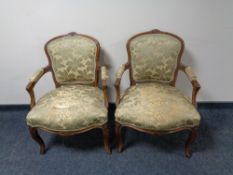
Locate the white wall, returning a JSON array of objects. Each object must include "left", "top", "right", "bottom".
[{"left": 0, "top": 0, "right": 233, "bottom": 104}]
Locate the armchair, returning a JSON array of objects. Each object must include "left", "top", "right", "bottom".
[
  {"left": 115, "top": 29, "right": 201, "bottom": 157},
  {"left": 26, "top": 33, "right": 110, "bottom": 154}
]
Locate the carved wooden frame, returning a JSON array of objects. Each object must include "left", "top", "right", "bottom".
[
  {"left": 26, "top": 33, "right": 110, "bottom": 154},
  {"left": 115, "top": 29, "right": 201, "bottom": 157}
]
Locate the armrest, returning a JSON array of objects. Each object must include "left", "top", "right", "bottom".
[
  {"left": 101, "top": 66, "right": 109, "bottom": 107},
  {"left": 184, "top": 66, "right": 197, "bottom": 81},
  {"left": 26, "top": 66, "right": 50, "bottom": 108},
  {"left": 179, "top": 64, "right": 201, "bottom": 107},
  {"left": 101, "top": 66, "right": 109, "bottom": 81},
  {"left": 114, "top": 63, "right": 129, "bottom": 105}
]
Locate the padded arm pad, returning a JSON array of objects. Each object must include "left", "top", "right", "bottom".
[
  {"left": 101, "top": 66, "right": 109, "bottom": 80},
  {"left": 184, "top": 67, "right": 197, "bottom": 81},
  {"left": 29, "top": 68, "right": 45, "bottom": 83},
  {"left": 116, "top": 64, "right": 126, "bottom": 79}
]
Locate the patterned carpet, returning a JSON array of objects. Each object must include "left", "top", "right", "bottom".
[{"left": 0, "top": 104, "right": 232, "bottom": 175}]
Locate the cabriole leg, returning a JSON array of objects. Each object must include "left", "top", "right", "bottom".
[
  {"left": 102, "top": 124, "right": 111, "bottom": 154},
  {"left": 28, "top": 126, "right": 45, "bottom": 154},
  {"left": 185, "top": 128, "right": 198, "bottom": 158},
  {"left": 115, "top": 122, "right": 124, "bottom": 153}
]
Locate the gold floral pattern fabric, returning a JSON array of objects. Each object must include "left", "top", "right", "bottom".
[
  {"left": 116, "top": 64, "right": 126, "bottom": 79},
  {"left": 101, "top": 66, "right": 109, "bottom": 80},
  {"left": 184, "top": 66, "right": 197, "bottom": 81},
  {"left": 26, "top": 85, "right": 107, "bottom": 132},
  {"left": 47, "top": 35, "right": 97, "bottom": 84},
  {"left": 115, "top": 83, "right": 200, "bottom": 131},
  {"left": 129, "top": 34, "right": 182, "bottom": 83},
  {"left": 29, "top": 68, "right": 44, "bottom": 83}
]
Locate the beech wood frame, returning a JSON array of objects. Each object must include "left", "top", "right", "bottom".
[
  {"left": 26, "top": 32, "right": 110, "bottom": 154},
  {"left": 114, "top": 29, "right": 201, "bottom": 158}
]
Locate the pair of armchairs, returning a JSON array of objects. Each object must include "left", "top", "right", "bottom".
[{"left": 26, "top": 30, "right": 201, "bottom": 157}]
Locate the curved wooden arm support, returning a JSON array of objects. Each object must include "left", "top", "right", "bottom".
[
  {"left": 114, "top": 62, "right": 130, "bottom": 106},
  {"left": 100, "top": 66, "right": 109, "bottom": 108},
  {"left": 179, "top": 64, "right": 201, "bottom": 107},
  {"left": 26, "top": 66, "right": 50, "bottom": 108}
]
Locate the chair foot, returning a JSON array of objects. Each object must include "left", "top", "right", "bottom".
[
  {"left": 102, "top": 124, "right": 111, "bottom": 154},
  {"left": 28, "top": 126, "right": 45, "bottom": 154},
  {"left": 115, "top": 122, "right": 124, "bottom": 153},
  {"left": 185, "top": 128, "right": 197, "bottom": 158}
]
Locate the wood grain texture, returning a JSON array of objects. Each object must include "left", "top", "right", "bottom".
[
  {"left": 115, "top": 29, "right": 200, "bottom": 157},
  {"left": 26, "top": 33, "right": 110, "bottom": 154}
]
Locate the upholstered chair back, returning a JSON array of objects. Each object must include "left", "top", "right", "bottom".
[
  {"left": 45, "top": 33, "right": 99, "bottom": 85},
  {"left": 127, "top": 31, "right": 184, "bottom": 84}
]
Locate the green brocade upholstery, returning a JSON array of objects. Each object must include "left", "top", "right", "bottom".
[
  {"left": 129, "top": 34, "right": 182, "bottom": 83},
  {"left": 29, "top": 68, "right": 44, "bottom": 83},
  {"left": 47, "top": 35, "right": 97, "bottom": 84},
  {"left": 26, "top": 85, "right": 107, "bottom": 132},
  {"left": 115, "top": 83, "right": 200, "bottom": 131}
]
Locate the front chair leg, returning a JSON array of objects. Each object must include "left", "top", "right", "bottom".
[
  {"left": 185, "top": 128, "right": 198, "bottom": 158},
  {"left": 102, "top": 124, "right": 111, "bottom": 154},
  {"left": 28, "top": 126, "right": 45, "bottom": 154},
  {"left": 115, "top": 122, "right": 124, "bottom": 153}
]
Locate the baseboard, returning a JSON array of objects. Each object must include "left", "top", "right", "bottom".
[
  {"left": 197, "top": 102, "right": 233, "bottom": 108},
  {"left": 0, "top": 102, "right": 233, "bottom": 111},
  {"left": 0, "top": 105, "right": 30, "bottom": 111}
]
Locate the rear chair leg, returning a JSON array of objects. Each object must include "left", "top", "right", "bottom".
[
  {"left": 185, "top": 128, "right": 198, "bottom": 158},
  {"left": 102, "top": 124, "right": 111, "bottom": 154},
  {"left": 28, "top": 126, "right": 45, "bottom": 154},
  {"left": 115, "top": 122, "right": 124, "bottom": 152}
]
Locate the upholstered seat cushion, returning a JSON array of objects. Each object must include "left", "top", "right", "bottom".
[
  {"left": 26, "top": 85, "right": 107, "bottom": 132},
  {"left": 115, "top": 83, "right": 200, "bottom": 131}
]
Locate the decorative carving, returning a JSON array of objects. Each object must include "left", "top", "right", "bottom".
[{"left": 115, "top": 30, "right": 201, "bottom": 157}]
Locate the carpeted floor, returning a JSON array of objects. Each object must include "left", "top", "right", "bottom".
[{"left": 0, "top": 104, "right": 233, "bottom": 175}]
